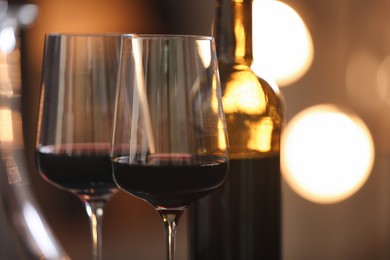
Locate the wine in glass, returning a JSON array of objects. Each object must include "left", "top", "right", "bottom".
[
  {"left": 36, "top": 33, "right": 122, "bottom": 260},
  {"left": 111, "top": 34, "right": 229, "bottom": 260}
]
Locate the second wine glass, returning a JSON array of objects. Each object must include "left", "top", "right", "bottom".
[
  {"left": 111, "top": 34, "right": 229, "bottom": 260},
  {"left": 36, "top": 33, "right": 122, "bottom": 260}
]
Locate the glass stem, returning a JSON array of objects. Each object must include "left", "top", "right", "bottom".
[
  {"left": 83, "top": 199, "right": 107, "bottom": 260},
  {"left": 158, "top": 208, "right": 184, "bottom": 260}
]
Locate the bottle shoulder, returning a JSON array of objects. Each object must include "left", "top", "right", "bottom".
[
  {"left": 218, "top": 63, "right": 283, "bottom": 158},
  {"left": 219, "top": 63, "right": 284, "bottom": 119}
]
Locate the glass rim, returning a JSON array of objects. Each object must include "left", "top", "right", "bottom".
[
  {"left": 44, "top": 32, "right": 131, "bottom": 38},
  {"left": 44, "top": 33, "right": 213, "bottom": 41},
  {"left": 123, "top": 34, "right": 214, "bottom": 41}
]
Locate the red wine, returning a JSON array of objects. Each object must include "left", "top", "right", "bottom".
[
  {"left": 190, "top": 156, "right": 281, "bottom": 260},
  {"left": 36, "top": 143, "right": 116, "bottom": 196},
  {"left": 112, "top": 154, "right": 228, "bottom": 208}
]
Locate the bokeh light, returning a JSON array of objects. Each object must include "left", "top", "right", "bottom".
[
  {"left": 252, "top": 0, "right": 313, "bottom": 87},
  {"left": 281, "top": 104, "right": 375, "bottom": 204}
]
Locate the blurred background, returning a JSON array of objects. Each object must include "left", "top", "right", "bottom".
[{"left": 2, "top": 0, "right": 390, "bottom": 259}]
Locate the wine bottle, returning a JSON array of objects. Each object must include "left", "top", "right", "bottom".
[{"left": 189, "top": 0, "right": 284, "bottom": 259}]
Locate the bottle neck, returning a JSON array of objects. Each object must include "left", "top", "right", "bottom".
[{"left": 214, "top": 0, "right": 253, "bottom": 66}]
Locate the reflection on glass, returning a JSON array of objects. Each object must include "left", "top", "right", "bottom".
[
  {"left": 0, "top": 27, "right": 16, "bottom": 54},
  {"left": 197, "top": 40, "right": 212, "bottom": 68},
  {"left": 0, "top": 108, "right": 13, "bottom": 142},
  {"left": 23, "top": 201, "right": 64, "bottom": 258},
  {"left": 281, "top": 104, "right": 375, "bottom": 204}
]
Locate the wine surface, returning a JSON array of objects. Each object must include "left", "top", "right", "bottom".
[
  {"left": 190, "top": 156, "right": 281, "bottom": 260},
  {"left": 36, "top": 143, "right": 116, "bottom": 196},
  {"left": 112, "top": 154, "right": 228, "bottom": 208}
]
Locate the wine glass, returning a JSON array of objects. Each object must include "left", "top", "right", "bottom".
[
  {"left": 111, "top": 34, "right": 229, "bottom": 260},
  {"left": 36, "top": 33, "right": 122, "bottom": 260}
]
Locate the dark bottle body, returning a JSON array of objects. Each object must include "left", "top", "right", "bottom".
[
  {"left": 189, "top": 0, "right": 284, "bottom": 259},
  {"left": 190, "top": 156, "right": 281, "bottom": 260},
  {"left": 189, "top": 68, "right": 283, "bottom": 259}
]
